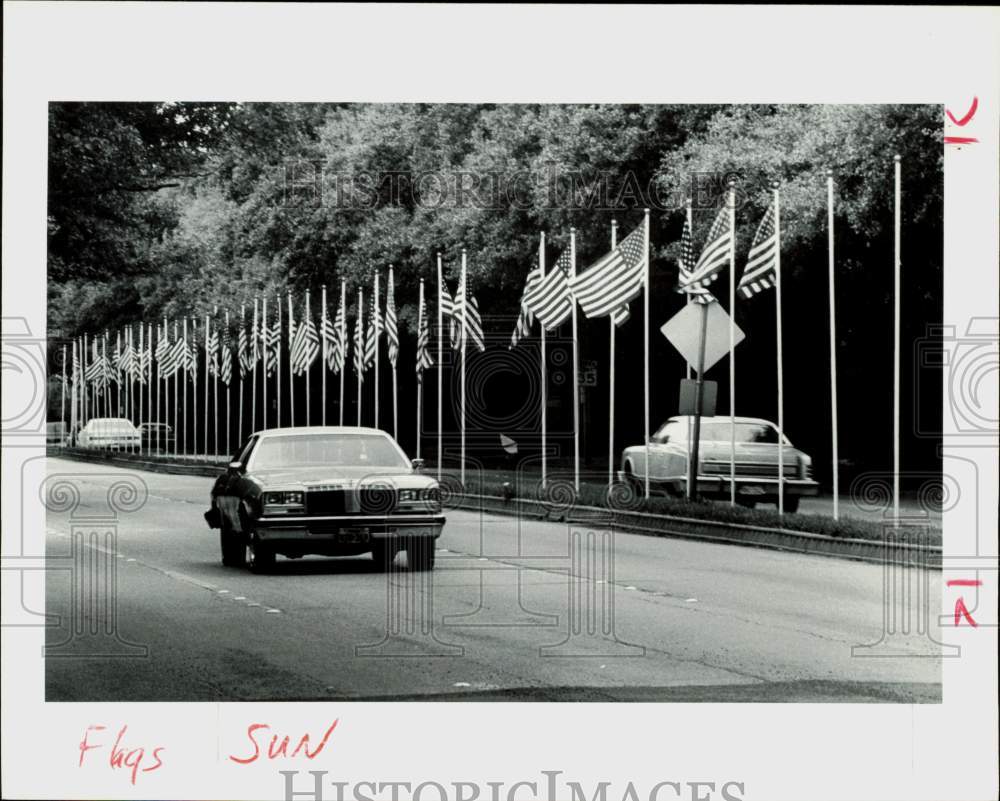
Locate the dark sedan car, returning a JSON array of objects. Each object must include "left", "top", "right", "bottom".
[{"left": 204, "top": 427, "right": 445, "bottom": 572}]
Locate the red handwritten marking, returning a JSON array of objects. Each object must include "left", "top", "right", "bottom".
[
  {"left": 946, "top": 97, "right": 978, "bottom": 127},
  {"left": 954, "top": 597, "right": 978, "bottom": 627},
  {"left": 947, "top": 579, "right": 983, "bottom": 587},
  {"left": 944, "top": 136, "right": 980, "bottom": 145},
  {"left": 229, "top": 720, "right": 339, "bottom": 765},
  {"left": 78, "top": 724, "right": 165, "bottom": 785}
]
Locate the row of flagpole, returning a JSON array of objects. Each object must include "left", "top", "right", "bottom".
[{"left": 58, "top": 160, "right": 909, "bottom": 522}]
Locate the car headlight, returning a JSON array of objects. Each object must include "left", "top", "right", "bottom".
[
  {"left": 262, "top": 491, "right": 305, "bottom": 514},
  {"left": 799, "top": 455, "right": 813, "bottom": 480},
  {"left": 396, "top": 487, "right": 442, "bottom": 513}
]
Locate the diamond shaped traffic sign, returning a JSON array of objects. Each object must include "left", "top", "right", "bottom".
[{"left": 660, "top": 301, "right": 745, "bottom": 374}]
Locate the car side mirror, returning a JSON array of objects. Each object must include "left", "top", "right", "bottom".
[
  {"left": 411, "top": 458, "right": 425, "bottom": 472},
  {"left": 228, "top": 461, "right": 243, "bottom": 472}
]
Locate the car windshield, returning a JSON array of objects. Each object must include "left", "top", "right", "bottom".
[
  {"left": 652, "top": 420, "right": 786, "bottom": 444},
  {"left": 250, "top": 433, "right": 409, "bottom": 470},
  {"left": 88, "top": 419, "right": 136, "bottom": 433}
]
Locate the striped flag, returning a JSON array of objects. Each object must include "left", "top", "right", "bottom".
[
  {"left": 681, "top": 203, "right": 732, "bottom": 292},
  {"left": 263, "top": 303, "right": 280, "bottom": 376},
  {"left": 155, "top": 323, "right": 169, "bottom": 371},
  {"left": 238, "top": 310, "right": 252, "bottom": 376},
  {"left": 219, "top": 324, "right": 233, "bottom": 385},
  {"left": 416, "top": 288, "right": 433, "bottom": 372},
  {"left": 523, "top": 256, "right": 573, "bottom": 331},
  {"left": 738, "top": 202, "right": 777, "bottom": 298},
  {"left": 385, "top": 268, "right": 399, "bottom": 368},
  {"left": 250, "top": 300, "right": 260, "bottom": 366},
  {"left": 676, "top": 212, "right": 715, "bottom": 304},
  {"left": 321, "top": 289, "right": 339, "bottom": 372},
  {"left": 510, "top": 270, "right": 539, "bottom": 347},
  {"left": 440, "top": 274, "right": 459, "bottom": 348},
  {"left": 454, "top": 271, "right": 486, "bottom": 354},
  {"left": 570, "top": 224, "right": 646, "bottom": 321},
  {"left": 185, "top": 327, "right": 197, "bottom": 375},
  {"left": 290, "top": 300, "right": 319, "bottom": 376},
  {"left": 364, "top": 284, "right": 381, "bottom": 369},
  {"left": 331, "top": 289, "right": 346, "bottom": 372},
  {"left": 353, "top": 293, "right": 365, "bottom": 374},
  {"left": 206, "top": 323, "right": 220, "bottom": 376}
]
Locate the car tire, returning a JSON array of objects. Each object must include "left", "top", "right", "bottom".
[
  {"left": 623, "top": 464, "right": 642, "bottom": 497},
  {"left": 371, "top": 542, "right": 398, "bottom": 571},
  {"left": 407, "top": 540, "right": 436, "bottom": 572},
  {"left": 220, "top": 519, "right": 245, "bottom": 567},
  {"left": 246, "top": 531, "right": 275, "bottom": 573},
  {"left": 782, "top": 495, "right": 800, "bottom": 514}
]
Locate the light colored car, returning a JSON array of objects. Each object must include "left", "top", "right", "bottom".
[
  {"left": 619, "top": 415, "right": 819, "bottom": 512},
  {"left": 77, "top": 417, "right": 141, "bottom": 449},
  {"left": 205, "top": 427, "right": 445, "bottom": 572}
]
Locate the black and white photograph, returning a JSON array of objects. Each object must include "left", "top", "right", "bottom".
[
  {"left": 2, "top": 5, "right": 997, "bottom": 801},
  {"left": 42, "top": 100, "right": 948, "bottom": 703}
]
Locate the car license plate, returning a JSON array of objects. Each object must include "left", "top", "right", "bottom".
[
  {"left": 337, "top": 527, "right": 370, "bottom": 544},
  {"left": 739, "top": 486, "right": 766, "bottom": 496}
]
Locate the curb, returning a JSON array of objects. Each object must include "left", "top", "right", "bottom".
[{"left": 49, "top": 448, "right": 941, "bottom": 568}]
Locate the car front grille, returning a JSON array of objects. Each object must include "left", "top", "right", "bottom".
[
  {"left": 305, "top": 489, "right": 348, "bottom": 516},
  {"left": 702, "top": 461, "right": 798, "bottom": 478}
]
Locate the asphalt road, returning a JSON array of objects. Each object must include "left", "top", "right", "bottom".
[{"left": 45, "top": 458, "right": 942, "bottom": 702}]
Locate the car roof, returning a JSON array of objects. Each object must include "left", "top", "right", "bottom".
[
  {"left": 666, "top": 415, "right": 777, "bottom": 426},
  {"left": 249, "top": 426, "right": 391, "bottom": 439}
]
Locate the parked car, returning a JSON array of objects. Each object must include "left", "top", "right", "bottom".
[
  {"left": 46, "top": 422, "right": 68, "bottom": 446},
  {"left": 204, "top": 427, "right": 445, "bottom": 572},
  {"left": 139, "top": 422, "right": 174, "bottom": 449},
  {"left": 77, "top": 418, "right": 141, "bottom": 449},
  {"left": 619, "top": 415, "right": 819, "bottom": 512}
]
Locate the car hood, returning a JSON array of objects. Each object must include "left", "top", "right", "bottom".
[{"left": 248, "top": 465, "right": 436, "bottom": 491}]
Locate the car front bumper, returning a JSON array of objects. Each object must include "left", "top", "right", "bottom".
[{"left": 253, "top": 514, "right": 445, "bottom": 543}]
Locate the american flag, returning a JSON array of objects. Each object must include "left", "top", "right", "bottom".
[
  {"left": 85, "top": 338, "right": 106, "bottom": 385},
  {"left": 120, "top": 329, "right": 135, "bottom": 380},
  {"left": 364, "top": 283, "right": 381, "bottom": 369},
  {"left": 238, "top": 310, "right": 252, "bottom": 376},
  {"left": 353, "top": 292, "right": 365, "bottom": 374},
  {"left": 136, "top": 326, "right": 150, "bottom": 385},
  {"left": 290, "top": 300, "right": 319, "bottom": 376},
  {"left": 440, "top": 274, "right": 458, "bottom": 348},
  {"left": 676, "top": 213, "right": 716, "bottom": 304},
  {"left": 453, "top": 271, "right": 486, "bottom": 354},
  {"left": 331, "top": 289, "right": 346, "bottom": 372},
  {"left": 263, "top": 302, "right": 280, "bottom": 376},
  {"left": 523, "top": 256, "right": 573, "bottom": 331},
  {"left": 320, "top": 289, "right": 338, "bottom": 372},
  {"left": 385, "top": 269, "right": 399, "bottom": 369},
  {"left": 206, "top": 323, "right": 220, "bottom": 377},
  {"left": 738, "top": 202, "right": 778, "bottom": 298},
  {"left": 416, "top": 286, "right": 433, "bottom": 373},
  {"left": 163, "top": 330, "right": 185, "bottom": 378},
  {"left": 219, "top": 324, "right": 233, "bottom": 385},
  {"left": 250, "top": 300, "right": 260, "bottom": 366},
  {"left": 570, "top": 224, "right": 646, "bottom": 321},
  {"left": 155, "top": 323, "right": 169, "bottom": 372},
  {"left": 681, "top": 202, "right": 732, "bottom": 292},
  {"left": 510, "top": 270, "right": 539, "bottom": 348}
]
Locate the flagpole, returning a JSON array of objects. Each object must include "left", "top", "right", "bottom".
[
  {"left": 727, "top": 181, "right": 737, "bottom": 506},
  {"left": 158, "top": 320, "right": 164, "bottom": 453},
  {"left": 570, "top": 228, "right": 580, "bottom": 493},
  {"left": 60, "top": 344, "right": 67, "bottom": 443},
  {"left": 539, "top": 233, "right": 547, "bottom": 490},
  {"left": 608, "top": 220, "right": 617, "bottom": 487},
  {"left": 893, "top": 154, "right": 901, "bottom": 525},
  {"left": 774, "top": 182, "right": 785, "bottom": 515},
  {"left": 204, "top": 314, "right": 210, "bottom": 457},
  {"left": 173, "top": 322, "right": 179, "bottom": 458},
  {"left": 224, "top": 310, "right": 230, "bottom": 456},
  {"left": 238, "top": 305, "right": 245, "bottom": 445},
  {"left": 827, "top": 171, "right": 840, "bottom": 520},
  {"left": 357, "top": 288, "right": 364, "bottom": 425},
  {"left": 437, "top": 254, "right": 444, "bottom": 480},
  {"left": 139, "top": 324, "right": 146, "bottom": 453},
  {"left": 102, "top": 334, "right": 110, "bottom": 439},
  {"left": 374, "top": 271, "right": 380, "bottom": 430},
  {"left": 322, "top": 285, "right": 328, "bottom": 426},
  {"left": 251, "top": 299, "right": 259, "bottom": 433},
  {"left": 390, "top": 266, "right": 398, "bottom": 439},
  {"left": 302, "top": 289, "right": 312, "bottom": 426},
  {"left": 417, "top": 278, "right": 425, "bottom": 460},
  {"left": 288, "top": 291, "right": 296, "bottom": 427},
  {"left": 460, "top": 249, "right": 467, "bottom": 487},
  {"left": 213, "top": 316, "right": 219, "bottom": 457},
  {"left": 193, "top": 318, "right": 200, "bottom": 457},
  {"left": 339, "top": 280, "right": 346, "bottom": 426},
  {"left": 262, "top": 297, "right": 270, "bottom": 430},
  {"left": 643, "top": 208, "right": 652, "bottom": 499},
  {"left": 279, "top": 293, "right": 286, "bottom": 427},
  {"left": 182, "top": 318, "right": 189, "bottom": 456},
  {"left": 685, "top": 198, "right": 695, "bottom": 496}
]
